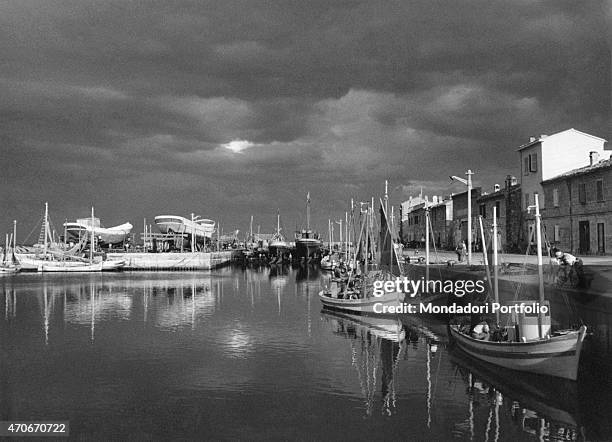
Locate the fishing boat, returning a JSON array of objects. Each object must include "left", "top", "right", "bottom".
[
  {"left": 16, "top": 203, "right": 103, "bottom": 272},
  {"left": 268, "top": 210, "right": 288, "bottom": 263},
  {"left": 101, "top": 258, "right": 126, "bottom": 271},
  {"left": 449, "top": 196, "right": 587, "bottom": 381},
  {"left": 319, "top": 190, "right": 405, "bottom": 314},
  {"left": 154, "top": 215, "right": 215, "bottom": 239},
  {"left": 64, "top": 218, "right": 132, "bottom": 245},
  {"left": 294, "top": 192, "right": 322, "bottom": 261},
  {"left": 1, "top": 221, "right": 20, "bottom": 274}
]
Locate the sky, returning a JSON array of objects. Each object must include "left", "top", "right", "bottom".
[{"left": 1, "top": 0, "right": 610, "bottom": 243}]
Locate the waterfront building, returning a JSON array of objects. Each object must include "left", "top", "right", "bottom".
[
  {"left": 475, "top": 176, "right": 523, "bottom": 252},
  {"left": 400, "top": 196, "right": 453, "bottom": 249},
  {"left": 542, "top": 155, "right": 612, "bottom": 254},
  {"left": 430, "top": 197, "right": 453, "bottom": 249},
  {"left": 451, "top": 187, "right": 482, "bottom": 250},
  {"left": 517, "top": 128, "right": 607, "bottom": 212}
]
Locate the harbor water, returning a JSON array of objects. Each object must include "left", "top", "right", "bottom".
[{"left": 1, "top": 266, "right": 612, "bottom": 440}]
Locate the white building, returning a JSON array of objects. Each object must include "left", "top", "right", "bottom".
[{"left": 517, "top": 128, "right": 607, "bottom": 211}]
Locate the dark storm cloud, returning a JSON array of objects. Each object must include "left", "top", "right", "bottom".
[{"left": 0, "top": 0, "right": 609, "bottom": 236}]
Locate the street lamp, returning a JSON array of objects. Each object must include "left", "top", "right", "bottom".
[{"left": 450, "top": 170, "right": 474, "bottom": 265}]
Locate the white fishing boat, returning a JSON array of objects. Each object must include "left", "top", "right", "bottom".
[
  {"left": 319, "top": 189, "right": 405, "bottom": 315},
  {"left": 101, "top": 258, "right": 126, "bottom": 271},
  {"left": 16, "top": 203, "right": 103, "bottom": 273},
  {"left": 1, "top": 223, "right": 20, "bottom": 274},
  {"left": 155, "top": 215, "right": 215, "bottom": 239},
  {"left": 64, "top": 218, "right": 132, "bottom": 245},
  {"left": 449, "top": 196, "right": 587, "bottom": 381},
  {"left": 38, "top": 260, "right": 104, "bottom": 272}
]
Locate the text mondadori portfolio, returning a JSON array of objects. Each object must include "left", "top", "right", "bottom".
[{"left": 373, "top": 301, "right": 549, "bottom": 315}]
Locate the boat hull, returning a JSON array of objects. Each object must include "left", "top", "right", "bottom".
[
  {"left": 319, "top": 290, "right": 404, "bottom": 315},
  {"left": 295, "top": 238, "right": 322, "bottom": 260},
  {"left": 102, "top": 259, "right": 126, "bottom": 271},
  {"left": 155, "top": 216, "right": 215, "bottom": 240},
  {"left": 38, "top": 261, "right": 103, "bottom": 272},
  {"left": 65, "top": 222, "right": 132, "bottom": 245},
  {"left": 448, "top": 325, "right": 587, "bottom": 381}
]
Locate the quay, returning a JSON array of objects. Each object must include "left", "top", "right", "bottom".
[{"left": 106, "top": 250, "right": 239, "bottom": 270}]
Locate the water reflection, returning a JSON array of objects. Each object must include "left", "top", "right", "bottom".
[
  {"left": 450, "top": 349, "right": 583, "bottom": 441},
  {"left": 322, "top": 310, "right": 405, "bottom": 417}
]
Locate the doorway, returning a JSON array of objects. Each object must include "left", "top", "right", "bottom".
[
  {"left": 597, "top": 222, "right": 605, "bottom": 254},
  {"left": 579, "top": 221, "right": 590, "bottom": 254}
]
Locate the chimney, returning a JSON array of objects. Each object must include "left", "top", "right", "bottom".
[
  {"left": 432, "top": 195, "right": 438, "bottom": 204},
  {"left": 494, "top": 184, "right": 500, "bottom": 192},
  {"left": 589, "top": 151, "right": 599, "bottom": 166},
  {"left": 511, "top": 176, "right": 517, "bottom": 185}
]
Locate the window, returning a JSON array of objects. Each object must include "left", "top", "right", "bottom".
[
  {"left": 554, "top": 225, "right": 560, "bottom": 242},
  {"left": 553, "top": 188, "right": 559, "bottom": 207},
  {"left": 597, "top": 179, "right": 604, "bottom": 201},
  {"left": 495, "top": 201, "right": 500, "bottom": 218},
  {"left": 529, "top": 153, "right": 538, "bottom": 172},
  {"left": 524, "top": 157, "right": 529, "bottom": 175},
  {"left": 578, "top": 183, "right": 586, "bottom": 204},
  {"left": 525, "top": 193, "right": 530, "bottom": 209},
  {"left": 479, "top": 204, "right": 486, "bottom": 218}
]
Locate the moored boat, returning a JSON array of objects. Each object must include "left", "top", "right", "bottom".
[
  {"left": 268, "top": 210, "right": 289, "bottom": 263},
  {"left": 319, "top": 190, "right": 406, "bottom": 315},
  {"left": 449, "top": 196, "right": 587, "bottom": 381},
  {"left": 16, "top": 203, "right": 103, "bottom": 273},
  {"left": 294, "top": 192, "right": 322, "bottom": 261},
  {"left": 1, "top": 226, "right": 20, "bottom": 274}
]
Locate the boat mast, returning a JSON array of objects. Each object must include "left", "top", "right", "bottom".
[
  {"left": 277, "top": 209, "right": 281, "bottom": 236},
  {"left": 425, "top": 200, "right": 430, "bottom": 281},
  {"left": 13, "top": 220, "right": 16, "bottom": 252},
  {"left": 90, "top": 207, "right": 94, "bottom": 263},
  {"left": 306, "top": 192, "right": 311, "bottom": 231},
  {"left": 43, "top": 202, "right": 49, "bottom": 256},
  {"left": 328, "top": 219, "right": 331, "bottom": 252},
  {"left": 345, "top": 211, "right": 348, "bottom": 261},
  {"left": 534, "top": 194, "right": 545, "bottom": 338},
  {"left": 390, "top": 206, "right": 395, "bottom": 274},
  {"left": 364, "top": 204, "right": 369, "bottom": 273},
  {"left": 492, "top": 207, "right": 500, "bottom": 325}
]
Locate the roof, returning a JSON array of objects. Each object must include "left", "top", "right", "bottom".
[
  {"left": 477, "top": 184, "right": 520, "bottom": 201},
  {"left": 516, "top": 128, "right": 607, "bottom": 152},
  {"left": 542, "top": 157, "right": 612, "bottom": 183},
  {"left": 450, "top": 187, "right": 482, "bottom": 199}
]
